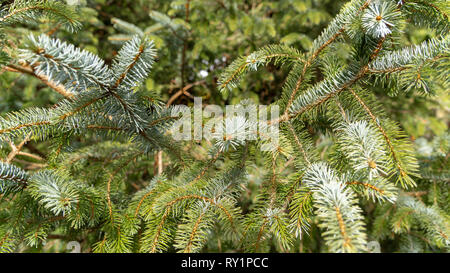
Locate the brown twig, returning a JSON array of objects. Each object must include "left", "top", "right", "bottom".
[
  {"left": 4, "top": 63, "right": 73, "bottom": 98},
  {"left": 166, "top": 80, "right": 204, "bottom": 107},
  {"left": 5, "top": 134, "right": 30, "bottom": 163},
  {"left": 153, "top": 151, "right": 163, "bottom": 175}
]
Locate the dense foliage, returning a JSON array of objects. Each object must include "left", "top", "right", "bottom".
[{"left": 0, "top": 0, "right": 448, "bottom": 253}]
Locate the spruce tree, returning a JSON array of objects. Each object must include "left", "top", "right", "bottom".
[{"left": 0, "top": 0, "right": 448, "bottom": 253}]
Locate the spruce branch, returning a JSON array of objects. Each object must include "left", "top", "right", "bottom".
[
  {"left": 0, "top": 161, "right": 29, "bottom": 193},
  {"left": 348, "top": 88, "right": 419, "bottom": 188},
  {"left": 270, "top": 37, "right": 387, "bottom": 125},
  {"left": 303, "top": 163, "right": 368, "bottom": 252},
  {"left": 20, "top": 34, "right": 113, "bottom": 94},
  {"left": 111, "top": 35, "right": 156, "bottom": 90},
  {"left": 0, "top": 0, "right": 81, "bottom": 32},
  {"left": 218, "top": 44, "right": 304, "bottom": 94}
]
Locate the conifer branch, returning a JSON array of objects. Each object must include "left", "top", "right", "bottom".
[
  {"left": 0, "top": 0, "right": 81, "bottom": 32},
  {"left": 0, "top": 161, "right": 29, "bottom": 190},
  {"left": 282, "top": 0, "right": 373, "bottom": 114},
  {"left": 283, "top": 28, "right": 345, "bottom": 115},
  {"left": 106, "top": 152, "right": 144, "bottom": 224},
  {"left": 271, "top": 37, "right": 386, "bottom": 125},
  {"left": 287, "top": 122, "right": 311, "bottom": 166},
  {"left": 346, "top": 181, "right": 384, "bottom": 194},
  {"left": 1, "top": 0, "right": 448, "bottom": 254}
]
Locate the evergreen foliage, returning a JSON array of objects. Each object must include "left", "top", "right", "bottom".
[{"left": 0, "top": 0, "right": 448, "bottom": 253}]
